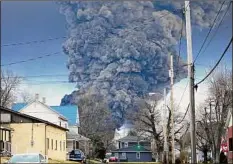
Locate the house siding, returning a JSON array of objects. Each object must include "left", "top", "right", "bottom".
[
  {"left": 19, "top": 102, "right": 68, "bottom": 128},
  {"left": 8, "top": 123, "right": 66, "bottom": 161},
  {"left": 114, "top": 152, "right": 152, "bottom": 162},
  {"left": 46, "top": 125, "right": 67, "bottom": 160}
]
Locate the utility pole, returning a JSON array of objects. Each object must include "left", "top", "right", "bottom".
[
  {"left": 169, "top": 53, "right": 175, "bottom": 163},
  {"left": 163, "top": 88, "right": 169, "bottom": 164},
  {"left": 185, "top": 1, "right": 197, "bottom": 163}
]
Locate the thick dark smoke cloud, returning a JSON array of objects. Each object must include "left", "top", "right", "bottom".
[{"left": 59, "top": 1, "right": 229, "bottom": 127}]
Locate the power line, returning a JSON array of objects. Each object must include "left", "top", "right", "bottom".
[
  {"left": 2, "top": 36, "right": 67, "bottom": 47},
  {"left": 20, "top": 81, "right": 75, "bottom": 85},
  {"left": 1, "top": 51, "right": 62, "bottom": 67},
  {"left": 0, "top": 74, "right": 68, "bottom": 79},
  {"left": 177, "top": 80, "right": 189, "bottom": 110},
  {"left": 201, "top": 1, "right": 232, "bottom": 56},
  {"left": 194, "top": 0, "right": 226, "bottom": 63},
  {"left": 177, "top": 103, "right": 190, "bottom": 124},
  {"left": 195, "top": 36, "right": 232, "bottom": 86}
]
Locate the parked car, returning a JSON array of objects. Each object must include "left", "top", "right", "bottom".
[
  {"left": 69, "top": 149, "right": 86, "bottom": 163},
  {"left": 109, "top": 156, "right": 118, "bottom": 162},
  {"left": 6, "top": 153, "right": 47, "bottom": 163},
  {"left": 103, "top": 153, "right": 112, "bottom": 163}
]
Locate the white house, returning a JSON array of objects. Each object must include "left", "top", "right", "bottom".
[
  {"left": 12, "top": 94, "right": 69, "bottom": 129},
  {"left": 11, "top": 94, "right": 90, "bottom": 156}
]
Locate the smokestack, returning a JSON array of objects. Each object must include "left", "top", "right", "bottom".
[
  {"left": 35, "top": 94, "right": 39, "bottom": 101},
  {"left": 42, "top": 97, "right": 46, "bottom": 104}
]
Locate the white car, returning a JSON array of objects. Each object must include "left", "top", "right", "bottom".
[
  {"left": 103, "top": 153, "right": 112, "bottom": 163},
  {"left": 6, "top": 153, "right": 48, "bottom": 163}
]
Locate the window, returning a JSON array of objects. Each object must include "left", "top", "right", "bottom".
[
  {"left": 136, "top": 152, "right": 140, "bottom": 159},
  {"left": 59, "top": 121, "right": 61, "bottom": 126},
  {"left": 73, "top": 140, "right": 75, "bottom": 149},
  {"left": 60, "top": 141, "right": 62, "bottom": 151},
  {"left": 65, "top": 123, "right": 67, "bottom": 128},
  {"left": 63, "top": 141, "right": 65, "bottom": 151},
  {"left": 51, "top": 139, "right": 53, "bottom": 150},
  {"left": 229, "top": 138, "right": 233, "bottom": 151},
  {"left": 47, "top": 138, "right": 49, "bottom": 149},
  {"left": 76, "top": 141, "right": 79, "bottom": 149},
  {"left": 55, "top": 140, "right": 57, "bottom": 150},
  {"left": 122, "top": 153, "right": 126, "bottom": 159},
  {"left": 124, "top": 142, "right": 128, "bottom": 148}
]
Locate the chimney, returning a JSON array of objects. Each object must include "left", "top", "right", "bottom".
[
  {"left": 35, "top": 93, "right": 39, "bottom": 101},
  {"left": 42, "top": 97, "right": 46, "bottom": 104}
]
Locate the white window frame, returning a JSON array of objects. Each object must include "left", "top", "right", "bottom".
[
  {"left": 124, "top": 142, "right": 128, "bottom": 148},
  {"left": 136, "top": 152, "right": 140, "bottom": 159}
]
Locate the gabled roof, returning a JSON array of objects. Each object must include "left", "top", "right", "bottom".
[
  {"left": 112, "top": 145, "right": 151, "bottom": 153},
  {"left": 12, "top": 101, "right": 79, "bottom": 125},
  {"left": 67, "top": 126, "right": 90, "bottom": 141},
  {"left": 0, "top": 106, "right": 68, "bottom": 131},
  {"left": 117, "top": 136, "right": 149, "bottom": 142}
]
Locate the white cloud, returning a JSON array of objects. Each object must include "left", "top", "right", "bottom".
[{"left": 16, "top": 82, "right": 76, "bottom": 106}]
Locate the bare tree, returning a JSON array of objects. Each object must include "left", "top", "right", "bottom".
[
  {"left": 196, "top": 67, "right": 232, "bottom": 163},
  {"left": 77, "top": 91, "right": 116, "bottom": 157},
  {"left": 129, "top": 97, "right": 187, "bottom": 162},
  {"left": 129, "top": 98, "right": 163, "bottom": 161},
  {"left": 0, "top": 70, "right": 22, "bottom": 108},
  {"left": 19, "top": 90, "right": 34, "bottom": 103}
]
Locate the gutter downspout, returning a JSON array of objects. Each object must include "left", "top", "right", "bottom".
[{"left": 45, "top": 124, "right": 48, "bottom": 157}]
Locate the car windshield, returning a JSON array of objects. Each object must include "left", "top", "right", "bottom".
[
  {"left": 9, "top": 154, "right": 39, "bottom": 163},
  {"left": 75, "top": 150, "right": 81, "bottom": 154}
]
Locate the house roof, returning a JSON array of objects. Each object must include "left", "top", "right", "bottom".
[
  {"left": 111, "top": 145, "right": 151, "bottom": 153},
  {"left": 0, "top": 106, "right": 68, "bottom": 131},
  {"left": 117, "top": 136, "right": 148, "bottom": 142},
  {"left": 67, "top": 126, "right": 90, "bottom": 141},
  {"left": 12, "top": 102, "right": 79, "bottom": 126}
]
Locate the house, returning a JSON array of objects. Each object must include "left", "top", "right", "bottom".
[
  {"left": 11, "top": 94, "right": 90, "bottom": 156},
  {"left": 112, "top": 136, "right": 152, "bottom": 162},
  {"left": 112, "top": 144, "right": 152, "bottom": 162},
  {"left": 67, "top": 125, "right": 91, "bottom": 155},
  {"left": 225, "top": 108, "right": 233, "bottom": 163},
  {"left": 116, "top": 136, "right": 151, "bottom": 150},
  {"left": 0, "top": 106, "right": 68, "bottom": 160}
]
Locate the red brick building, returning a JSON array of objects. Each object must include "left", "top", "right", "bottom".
[{"left": 225, "top": 109, "right": 233, "bottom": 163}]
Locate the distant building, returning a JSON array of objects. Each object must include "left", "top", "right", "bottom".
[
  {"left": 116, "top": 136, "right": 151, "bottom": 150},
  {"left": 111, "top": 135, "right": 152, "bottom": 162},
  {"left": 0, "top": 106, "right": 68, "bottom": 160},
  {"left": 12, "top": 94, "right": 90, "bottom": 156}
]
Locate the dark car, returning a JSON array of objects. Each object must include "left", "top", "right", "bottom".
[{"left": 69, "top": 149, "right": 86, "bottom": 163}]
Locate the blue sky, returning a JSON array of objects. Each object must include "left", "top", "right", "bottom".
[{"left": 1, "top": 1, "right": 232, "bottom": 107}]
